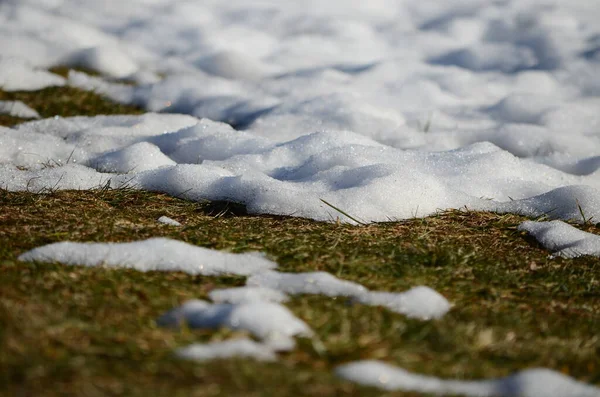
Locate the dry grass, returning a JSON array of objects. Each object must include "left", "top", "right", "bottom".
[{"left": 0, "top": 189, "right": 599, "bottom": 397}]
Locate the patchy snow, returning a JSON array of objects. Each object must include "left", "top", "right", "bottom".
[
  {"left": 209, "top": 286, "right": 289, "bottom": 304},
  {"left": 18, "top": 238, "right": 277, "bottom": 276},
  {"left": 0, "top": 101, "right": 40, "bottom": 119},
  {"left": 518, "top": 220, "right": 600, "bottom": 258},
  {"left": 358, "top": 286, "right": 452, "bottom": 320},
  {"left": 247, "top": 271, "right": 368, "bottom": 297},
  {"left": 176, "top": 338, "right": 277, "bottom": 362},
  {"left": 157, "top": 300, "right": 313, "bottom": 351},
  {"left": 2, "top": 0, "right": 600, "bottom": 389},
  {"left": 157, "top": 216, "right": 181, "bottom": 226},
  {"left": 335, "top": 361, "right": 600, "bottom": 397},
  {"left": 247, "top": 271, "right": 450, "bottom": 319}
]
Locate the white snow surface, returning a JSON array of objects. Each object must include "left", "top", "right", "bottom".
[
  {"left": 157, "top": 299, "right": 313, "bottom": 351},
  {"left": 1, "top": 1, "right": 600, "bottom": 223},
  {"left": 335, "top": 360, "right": 600, "bottom": 397},
  {"left": 209, "top": 286, "right": 289, "bottom": 304},
  {"left": 0, "top": 101, "right": 40, "bottom": 119},
  {"left": 247, "top": 271, "right": 451, "bottom": 319},
  {"left": 176, "top": 338, "right": 277, "bottom": 362},
  {"left": 518, "top": 220, "right": 600, "bottom": 258},
  {"left": 157, "top": 216, "right": 181, "bottom": 226},
  {"left": 18, "top": 238, "right": 276, "bottom": 276},
  {"left": 0, "top": 58, "right": 65, "bottom": 91}
]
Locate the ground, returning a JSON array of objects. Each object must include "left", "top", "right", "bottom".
[{"left": 0, "top": 77, "right": 599, "bottom": 397}]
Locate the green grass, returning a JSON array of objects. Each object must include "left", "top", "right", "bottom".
[{"left": 0, "top": 68, "right": 599, "bottom": 396}]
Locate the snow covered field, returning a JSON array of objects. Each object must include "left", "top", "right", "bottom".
[{"left": 2, "top": 0, "right": 600, "bottom": 395}]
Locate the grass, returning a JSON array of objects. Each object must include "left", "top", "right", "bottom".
[
  {"left": 0, "top": 69, "right": 142, "bottom": 127},
  {"left": 0, "top": 68, "right": 599, "bottom": 396},
  {"left": 0, "top": 189, "right": 599, "bottom": 396}
]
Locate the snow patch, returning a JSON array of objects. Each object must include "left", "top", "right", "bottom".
[
  {"left": 176, "top": 338, "right": 277, "bottom": 362},
  {"left": 18, "top": 238, "right": 277, "bottom": 276},
  {"left": 157, "top": 216, "right": 181, "bottom": 226},
  {"left": 157, "top": 300, "right": 313, "bottom": 351},
  {"left": 336, "top": 360, "right": 600, "bottom": 397},
  {"left": 0, "top": 101, "right": 40, "bottom": 119},
  {"left": 518, "top": 220, "right": 600, "bottom": 258}
]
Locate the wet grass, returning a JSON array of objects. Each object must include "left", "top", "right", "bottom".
[
  {"left": 0, "top": 189, "right": 599, "bottom": 397},
  {"left": 0, "top": 68, "right": 599, "bottom": 396}
]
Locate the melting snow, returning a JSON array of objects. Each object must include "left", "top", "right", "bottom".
[
  {"left": 3, "top": 0, "right": 600, "bottom": 390},
  {"left": 518, "top": 220, "right": 600, "bottom": 258},
  {"left": 248, "top": 271, "right": 450, "bottom": 319},
  {"left": 0, "top": 101, "right": 40, "bottom": 119},
  {"left": 335, "top": 361, "right": 600, "bottom": 397},
  {"left": 157, "top": 215, "right": 181, "bottom": 226},
  {"left": 18, "top": 238, "right": 276, "bottom": 276},
  {"left": 209, "top": 286, "right": 289, "bottom": 304},
  {"left": 176, "top": 338, "right": 277, "bottom": 362},
  {"left": 157, "top": 300, "right": 313, "bottom": 351},
  {"left": 0, "top": 1, "right": 599, "bottom": 223}
]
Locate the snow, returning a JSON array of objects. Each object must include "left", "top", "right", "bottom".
[
  {"left": 358, "top": 286, "right": 452, "bottom": 320},
  {"left": 157, "top": 300, "right": 313, "bottom": 351},
  {"left": 18, "top": 238, "right": 277, "bottom": 276},
  {"left": 335, "top": 361, "right": 600, "bottom": 397},
  {"left": 176, "top": 338, "right": 277, "bottom": 362},
  {"left": 2, "top": 0, "right": 600, "bottom": 389},
  {"left": 248, "top": 271, "right": 450, "bottom": 319},
  {"left": 209, "top": 287, "right": 289, "bottom": 304},
  {"left": 157, "top": 216, "right": 181, "bottom": 226},
  {"left": 0, "top": 58, "right": 64, "bottom": 91},
  {"left": 247, "top": 271, "right": 368, "bottom": 297},
  {"left": 518, "top": 220, "right": 600, "bottom": 258},
  {"left": 0, "top": 101, "right": 40, "bottom": 119},
  {"left": 0, "top": 0, "right": 599, "bottom": 224}
]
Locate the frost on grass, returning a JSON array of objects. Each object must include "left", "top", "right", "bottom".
[
  {"left": 157, "top": 300, "right": 313, "bottom": 351},
  {"left": 176, "top": 338, "right": 277, "bottom": 362},
  {"left": 335, "top": 360, "right": 600, "bottom": 397},
  {"left": 247, "top": 271, "right": 451, "bottom": 319},
  {"left": 518, "top": 220, "right": 600, "bottom": 258},
  {"left": 18, "top": 238, "right": 277, "bottom": 276}
]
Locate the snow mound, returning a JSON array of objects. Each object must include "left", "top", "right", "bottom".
[
  {"left": 497, "top": 186, "right": 600, "bottom": 223},
  {"left": 157, "top": 300, "right": 313, "bottom": 351},
  {"left": 60, "top": 46, "right": 139, "bottom": 79},
  {"left": 91, "top": 142, "right": 176, "bottom": 173},
  {"left": 176, "top": 338, "right": 277, "bottom": 362},
  {"left": 335, "top": 360, "right": 600, "bottom": 397},
  {"left": 18, "top": 237, "right": 277, "bottom": 276},
  {"left": 518, "top": 220, "right": 600, "bottom": 258}
]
